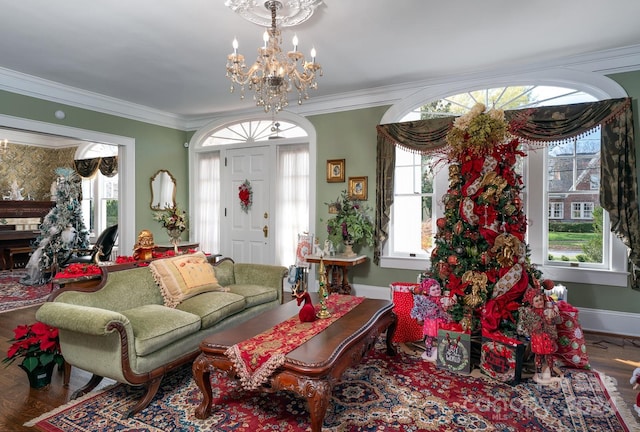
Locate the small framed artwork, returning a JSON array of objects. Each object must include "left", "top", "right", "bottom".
[
  {"left": 328, "top": 203, "right": 339, "bottom": 214},
  {"left": 326, "top": 159, "right": 345, "bottom": 183},
  {"left": 348, "top": 176, "right": 368, "bottom": 200}
]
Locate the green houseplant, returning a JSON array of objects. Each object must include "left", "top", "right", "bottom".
[
  {"left": 3, "top": 321, "right": 64, "bottom": 388},
  {"left": 326, "top": 190, "right": 374, "bottom": 256}
]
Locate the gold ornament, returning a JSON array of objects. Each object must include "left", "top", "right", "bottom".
[{"left": 492, "top": 233, "right": 521, "bottom": 267}]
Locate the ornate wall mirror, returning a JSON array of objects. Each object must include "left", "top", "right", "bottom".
[{"left": 150, "top": 169, "right": 176, "bottom": 210}]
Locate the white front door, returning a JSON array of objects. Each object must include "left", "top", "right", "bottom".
[{"left": 222, "top": 146, "right": 274, "bottom": 264}]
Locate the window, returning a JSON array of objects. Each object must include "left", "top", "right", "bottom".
[
  {"left": 383, "top": 84, "right": 627, "bottom": 286},
  {"left": 572, "top": 202, "right": 594, "bottom": 219},
  {"left": 391, "top": 151, "right": 434, "bottom": 257},
  {"left": 75, "top": 143, "right": 118, "bottom": 247},
  {"left": 548, "top": 202, "right": 564, "bottom": 219}
]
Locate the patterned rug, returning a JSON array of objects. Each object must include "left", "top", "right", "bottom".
[
  {"left": 26, "top": 340, "right": 639, "bottom": 431},
  {"left": 0, "top": 269, "right": 51, "bottom": 313}
]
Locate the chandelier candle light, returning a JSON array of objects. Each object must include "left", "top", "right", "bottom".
[{"left": 226, "top": 0, "right": 322, "bottom": 114}]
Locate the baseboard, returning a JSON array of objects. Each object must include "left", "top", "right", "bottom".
[
  {"left": 577, "top": 307, "right": 640, "bottom": 337},
  {"left": 289, "top": 283, "right": 640, "bottom": 337}
]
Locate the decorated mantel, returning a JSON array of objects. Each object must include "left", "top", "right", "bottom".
[{"left": 408, "top": 104, "right": 589, "bottom": 385}]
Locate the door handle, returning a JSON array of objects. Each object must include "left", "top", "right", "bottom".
[{"left": 263, "top": 225, "right": 268, "bottom": 238}]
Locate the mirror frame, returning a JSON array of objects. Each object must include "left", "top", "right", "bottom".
[{"left": 150, "top": 169, "right": 177, "bottom": 210}]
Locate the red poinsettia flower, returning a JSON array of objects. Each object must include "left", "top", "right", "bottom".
[{"left": 4, "top": 322, "right": 64, "bottom": 372}]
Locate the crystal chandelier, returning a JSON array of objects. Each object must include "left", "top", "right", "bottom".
[{"left": 226, "top": 0, "right": 322, "bottom": 114}]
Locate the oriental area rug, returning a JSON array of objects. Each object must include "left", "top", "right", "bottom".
[
  {"left": 0, "top": 270, "right": 50, "bottom": 313},
  {"left": 26, "top": 342, "right": 638, "bottom": 432}
]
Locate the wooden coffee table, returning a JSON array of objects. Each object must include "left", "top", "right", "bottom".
[{"left": 192, "top": 295, "right": 397, "bottom": 432}]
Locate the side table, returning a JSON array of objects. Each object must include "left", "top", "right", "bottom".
[
  {"left": 304, "top": 254, "right": 367, "bottom": 295},
  {"left": 154, "top": 241, "right": 200, "bottom": 253}
]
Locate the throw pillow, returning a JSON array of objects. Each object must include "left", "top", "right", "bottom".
[{"left": 149, "top": 251, "right": 228, "bottom": 308}]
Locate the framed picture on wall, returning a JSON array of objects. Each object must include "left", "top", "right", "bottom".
[
  {"left": 326, "top": 159, "right": 345, "bottom": 183},
  {"left": 348, "top": 176, "right": 368, "bottom": 200},
  {"left": 328, "top": 202, "right": 339, "bottom": 214}
]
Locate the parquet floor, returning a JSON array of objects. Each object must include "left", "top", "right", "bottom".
[{"left": 1, "top": 304, "right": 639, "bottom": 431}]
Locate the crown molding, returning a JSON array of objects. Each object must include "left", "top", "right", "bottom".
[
  {"left": 2, "top": 44, "right": 640, "bottom": 132},
  {"left": 0, "top": 67, "right": 186, "bottom": 130}
]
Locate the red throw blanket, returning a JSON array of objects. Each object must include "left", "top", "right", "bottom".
[{"left": 225, "top": 294, "right": 365, "bottom": 390}]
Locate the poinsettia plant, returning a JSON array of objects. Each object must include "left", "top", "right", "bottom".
[{"left": 3, "top": 322, "right": 64, "bottom": 372}]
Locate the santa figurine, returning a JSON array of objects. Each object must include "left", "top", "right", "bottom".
[
  {"left": 411, "top": 277, "right": 451, "bottom": 362},
  {"left": 630, "top": 368, "right": 640, "bottom": 416},
  {"left": 518, "top": 287, "right": 563, "bottom": 384}
]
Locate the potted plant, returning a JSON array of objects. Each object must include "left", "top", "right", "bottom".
[
  {"left": 153, "top": 204, "right": 188, "bottom": 251},
  {"left": 3, "top": 322, "right": 64, "bottom": 388},
  {"left": 326, "top": 190, "right": 374, "bottom": 256}
]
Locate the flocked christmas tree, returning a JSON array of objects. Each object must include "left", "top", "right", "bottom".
[
  {"left": 22, "top": 167, "right": 90, "bottom": 285},
  {"left": 425, "top": 103, "right": 551, "bottom": 335}
]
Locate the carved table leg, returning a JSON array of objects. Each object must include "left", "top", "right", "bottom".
[
  {"left": 340, "top": 267, "right": 352, "bottom": 295},
  {"left": 304, "top": 379, "right": 332, "bottom": 432},
  {"left": 193, "top": 354, "right": 213, "bottom": 419},
  {"left": 385, "top": 311, "right": 398, "bottom": 356},
  {"left": 329, "top": 265, "right": 340, "bottom": 293}
]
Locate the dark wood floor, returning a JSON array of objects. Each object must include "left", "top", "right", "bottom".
[{"left": 1, "top": 304, "right": 639, "bottom": 431}]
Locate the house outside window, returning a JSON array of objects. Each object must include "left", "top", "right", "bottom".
[{"left": 382, "top": 83, "right": 627, "bottom": 286}]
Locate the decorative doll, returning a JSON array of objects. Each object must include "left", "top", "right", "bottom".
[
  {"left": 133, "top": 229, "right": 156, "bottom": 261},
  {"left": 518, "top": 288, "right": 563, "bottom": 384},
  {"left": 411, "top": 278, "right": 451, "bottom": 362}
]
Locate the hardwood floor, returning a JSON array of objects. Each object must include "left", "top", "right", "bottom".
[{"left": 1, "top": 304, "right": 639, "bottom": 431}]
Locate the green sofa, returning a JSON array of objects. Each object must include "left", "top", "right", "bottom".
[{"left": 36, "top": 257, "right": 287, "bottom": 416}]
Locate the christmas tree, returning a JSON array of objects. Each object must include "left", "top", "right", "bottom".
[
  {"left": 425, "top": 104, "right": 550, "bottom": 335},
  {"left": 22, "top": 167, "right": 90, "bottom": 284}
]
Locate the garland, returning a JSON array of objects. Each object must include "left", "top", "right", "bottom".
[{"left": 238, "top": 179, "right": 253, "bottom": 213}]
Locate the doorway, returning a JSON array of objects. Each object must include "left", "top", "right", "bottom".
[{"left": 189, "top": 113, "right": 317, "bottom": 266}]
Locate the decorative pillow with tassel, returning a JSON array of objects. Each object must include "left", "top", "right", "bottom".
[{"left": 149, "top": 251, "right": 228, "bottom": 308}]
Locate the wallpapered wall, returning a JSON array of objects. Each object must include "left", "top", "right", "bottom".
[{"left": 0, "top": 143, "right": 77, "bottom": 200}]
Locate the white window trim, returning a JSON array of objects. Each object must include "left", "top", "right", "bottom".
[{"left": 379, "top": 69, "right": 629, "bottom": 286}]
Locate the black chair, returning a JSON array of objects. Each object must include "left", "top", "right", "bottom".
[{"left": 64, "top": 224, "right": 119, "bottom": 265}]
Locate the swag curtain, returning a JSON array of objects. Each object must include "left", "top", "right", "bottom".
[
  {"left": 375, "top": 97, "right": 640, "bottom": 287},
  {"left": 74, "top": 156, "right": 118, "bottom": 178}
]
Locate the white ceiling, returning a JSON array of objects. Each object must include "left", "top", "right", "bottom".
[{"left": 1, "top": 0, "right": 640, "bottom": 125}]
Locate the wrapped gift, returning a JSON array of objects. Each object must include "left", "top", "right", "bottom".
[
  {"left": 390, "top": 282, "right": 424, "bottom": 343},
  {"left": 437, "top": 323, "right": 471, "bottom": 374},
  {"left": 555, "top": 300, "right": 590, "bottom": 369},
  {"left": 480, "top": 330, "right": 526, "bottom": 385}
]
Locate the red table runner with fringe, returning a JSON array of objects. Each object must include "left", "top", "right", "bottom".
[{"left": 225, "top": 294, "right": 365, "bottom": 390}]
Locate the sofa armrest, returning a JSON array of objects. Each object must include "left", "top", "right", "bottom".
[
  {"left": 36, "top": 302, "right": 130, "bottom": 336},
  {"left": 233, "top": 263, "right": 288, "bottom": 303}
]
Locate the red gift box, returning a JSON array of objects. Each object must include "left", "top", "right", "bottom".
[{"left": 390, "top": 282, "right": 423, "bottom": 343}]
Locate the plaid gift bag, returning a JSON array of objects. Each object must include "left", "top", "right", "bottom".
[
  {"left": 390, "top": 282, "right": 423, "bottom": 343},
  {"left": 480, "top": 329, "right": 526, "bottom": 385}
]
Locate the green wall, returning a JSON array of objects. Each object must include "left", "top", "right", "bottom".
[
  {"left": 0, "top": 90, "right": 189, "bottom": 244},
  {"left": 308, "top": 107, "right": 420, "bottom": 290},
  {"left": 2, "top": 70, "right": 640, "bottom": 314}
]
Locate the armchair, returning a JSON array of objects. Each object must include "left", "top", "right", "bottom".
[{"left": 63, "top": 224, "right": 118, "bottom": 265}]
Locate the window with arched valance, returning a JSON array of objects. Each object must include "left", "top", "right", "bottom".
[
  {"left": 73, "top": 156, "right": 118, "bottom": 178},
  {"left": 375, "top": 97, "right": 639, "bottom": 286}
]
